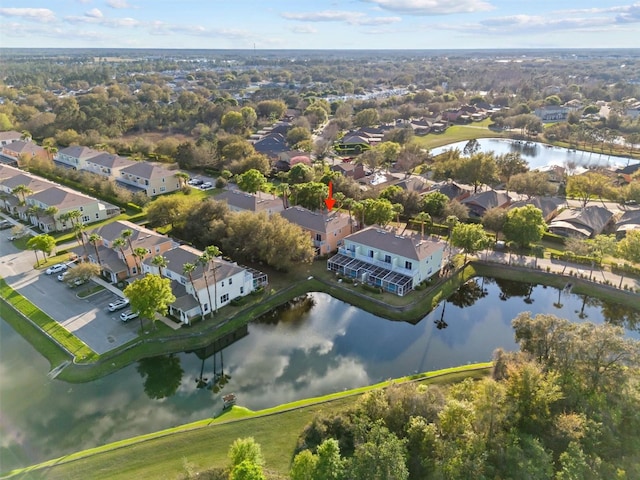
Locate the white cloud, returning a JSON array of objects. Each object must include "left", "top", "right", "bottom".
[
  {"left": 360, "top": 0, "right": 495, "bottom": 15},
  {"left": 281, "top": 10, "right": 400, "bottom": 26},
  {"left": 85, "top": 8, "right": 103, "bottom": 18},
  {"left": 292, "top": 25, "right": 318, "bottom": 34},
  {"left": 106, "top": 0, "right": 131, "bottom": 8},
  {"left": 0, "top": 7, "right": 56, "bottom": 23},
  {"left": 479, "top": 14, "right": 614, "bottom": 32}
]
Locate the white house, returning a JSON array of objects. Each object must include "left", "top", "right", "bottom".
[
  {"left": 143, "top": 245, "right": 267, "bottom": 325},
  {"left": 327, "top": 226, "right": 446, "bottom": 296}
]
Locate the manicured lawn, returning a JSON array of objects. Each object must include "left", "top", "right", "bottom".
[
  {"left": 413, "top": 119, "right": 505, "bottom": 150},
  {"left": 0, "top": 277, "right": 96, "bottom": 364},
  {"left": 7, "top": 364, "right": 491, "bottom": 480}
]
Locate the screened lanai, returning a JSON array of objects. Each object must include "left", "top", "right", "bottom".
[{"left": 327, "top": 253, "right": 414, "bottom": 296}]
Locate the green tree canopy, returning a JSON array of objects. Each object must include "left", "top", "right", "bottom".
[
  {"left": 123, "top": 274, "right": 176, "bottom": 328},
  {"left": 503, "top": 205, "right": 546, "bottom": 249},
  {"left": 450, "top": 223, "right": 491, "bottom": 261},
  {"left": 237, "top": 168, "right": 267, "bottom": 193}
]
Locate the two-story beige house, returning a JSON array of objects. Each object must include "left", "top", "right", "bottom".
[
  {"left": 117, "top": 162, "right": 181, "bottom": 197},
  {"left": 279, "top": 206, "right": 352, "bottom": 256}
]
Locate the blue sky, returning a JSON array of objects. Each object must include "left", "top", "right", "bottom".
[{"left": 1, "top": 0, "right": 639, "bottom": 50}]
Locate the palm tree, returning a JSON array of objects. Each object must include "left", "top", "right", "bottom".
[
  {"left": 121, "top": 228, "right": 134, "bottom": 257},
  {"left": 278, "top": 182, "right": 290, "bottom": 209},
  {"left": 133, "top": 247, "right": 148, "bottom": 274},
  {"left": 88, "top": 233, "right": 102, "bottom": 268},
  {"left": 74, "top": 223, "right": 87, "bottom": 257},
  {"left": 392, "top": 203, "right": 404, "bottom": 225},
  {"left": 183, "top": 262, "right": 202, "bottom": 318},
  {"left": 174, "top": 172, "right": 190, "bottom": 189},
  {"left": 44, "top": 206, "right": 58, "bottom": 230},
  {"left": 343, "top": 197, "right": 355, "bottom": 233},
  {"left": 198, "top": 252, "right": 214, "bottom": 319},
  {"left": 43, "top": 143, "right": 58, "bottom": 162},
  {"left": 64, "top": 209, "right": 83, "bottom": 227},
  {"left": 152, "top": 254, "right": 168, "bottom": 277},
  {"left": 413, "top": 212, "right": 432, "bottom": 237},
  {"left": 11, "top": 184, "right": 33, "bottom": 205},
  {"left": 445, "top": 215, "right": 459, "bottom": 265},
  {"left": 112, "top": 237, "right": 130, "bottom": 275},
  {"left": 205, "top": 245, "right": 221, "bottom": 315}
]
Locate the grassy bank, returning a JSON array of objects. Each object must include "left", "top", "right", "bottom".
[
  {"left": 0, "top": 277, "right": 96, "bottom": 364},
  {"left": 3, "top": 363, "right": 492, "bottom": 480}
]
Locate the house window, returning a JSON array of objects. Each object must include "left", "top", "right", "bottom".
[
  {"left": 405, "top": 261, "right": 412, "bottom": 270},
  {"left": 315, "top": 233, "right": 322, "bottom": 242},
  {"left": 82, "top": 215, "right": 90, "bottom": 222},
  {"left": 240, "top": 286, "right": 244, "bottom": 294},
  {"left": 384, "top": 254, "right": 391, "bottom": 263},
  {"left": 221, "top": 281, "right": 225, "bottom": 287},
  {"left": 220, "top": 293, "right": 229, "bottom": 304},
  {"left": 152, "top": 189, "right": 156, "bottom": 194},
  {"left": 229, "top": 278, "right": 233, "bottom": 285},
  {"left": 95, "top": 213, "right": 99, "bottom": 219},
  {"left": 368, "top": 250, "right": 374, "bottom": 258},
  {"left": 160, "top": 186, "right": 166, "bottom": 192},
  {"left": 203, "top": 303, "right": 209, "bottom": 312}
]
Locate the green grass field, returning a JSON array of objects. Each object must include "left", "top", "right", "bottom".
[{"left": 4, "top": 364, "right": 491, "bottom": 480}]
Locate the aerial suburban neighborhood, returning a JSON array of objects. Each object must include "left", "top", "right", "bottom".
[{"left": 1, "top": 45, "right": 640, "bottom": 480}]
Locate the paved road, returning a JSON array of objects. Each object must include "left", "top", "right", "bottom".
[{"left": 0, "top": 219, "right": 139, "bottom": 355}]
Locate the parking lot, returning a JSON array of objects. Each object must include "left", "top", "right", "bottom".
[{"left": 1, "top": 231, "right": 140, "bottom": 354}]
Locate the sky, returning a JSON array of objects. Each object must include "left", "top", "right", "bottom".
[{"left": 0, "top": 0, "right": 639, "bottom": 50}]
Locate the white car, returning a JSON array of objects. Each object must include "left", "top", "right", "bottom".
[
  {"left": 108, "top": 298, "right": 130, "bottom": 312},
  {"left": 199, "top": 182, "right": 213, "bottom": 190},
  {"left": 120, "top": 310, "right": 139, "bottom": 322},
  {"left": 46, "top": 264, "right": 68, "bottom": 275},
  {"left": 57, "top": 271, "right": 69, "bottom": 282}
]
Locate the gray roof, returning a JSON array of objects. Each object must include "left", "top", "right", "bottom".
[
  {"left": 346, "top": 226, "right": 445, "bottom": 261},
  {"left": 616, "top": 210, "right": 640, "bottom": 230},
  {"left": 0, "top": 131, "right": 22, "bottom": 142},
  {"left": 29, "top": 186, "right": 95, "bottom": 210},
  {"left": 214, "top": 190, "right": 282, "bottom": 212},
  {"left": 509, "top": 196, "right": 564, "bottom": 220},
  {"left": 462, "top": 190, "right": 510, "bottom": 211},
  {"left": 280, "top": 207, "right": 350, "bottom": 234},
  {"left": 91, "top": 220, "right": 171, "bottom": 248},
  {"left": 158, "top": 245, "right": 244, "bottom": 284},
  {"left": 57, "top": 145, "right": 102, "bottom": 160},
  {"left": 1, "top": 171, "right": 52, "bottom": 194},
  {"left": 169, "top": 280, "right": 200, "bottom": 311},
  {"left": 120, "top": 161, "right": 176, "bottom": 180},
  {"left": 2, "top": 141, "right": 46, "bottom": 156},
  {"left": 87, "top": 152, "right": 136, "bottom": 169},
  {"left": 549, "top": 206, "right": 614, "bottom": 237}
]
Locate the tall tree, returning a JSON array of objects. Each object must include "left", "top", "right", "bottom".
[
  {"left": 450, "top": 223, "right": 491, "bottom": 262},
  {"left": 503, "top": 205, "right": 546, "bottom": 249},
  {"left": 237, "top": 169, "right": 267, "bottom": 194},
  {"left": 88, "top": 233, "right": 102, "bottom": 267},
  {"left": 133, "top": 247, "right": 148, "bottom": 274},
  {"left": 182, "top": 262, "right": 202, "bottom": 318},
  {"left": 26, "top": 234, "right": 55, "bottom": 266},
  {"left": 482, "top": 207, "right": 507, "bottom": 242},
  {"left": 112, "top": 237, "right": 130, "bottom": 275},
  {"left": 566, "top": 172, "right": 610, "bottom": 208},
  {"left": 151, "top": 254, "right": 168, "bottom": 277},
  {"left": 205, "top": 245, "right": 221, "bottom": 314},
  {"left": 123, "top": 274, "right": 176, "bottom": 331},
  {"left": 11, "top": 184, "right": 33, "bottom": 205},
  {"left": 198, "top": 251, "right": 214, "bottom": 318},
  {"left": 412, "top": 211, "right": 432, "bottom": 237}
]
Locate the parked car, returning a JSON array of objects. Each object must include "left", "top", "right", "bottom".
[
  {"left": 108, "top": 298, "right": 130, "bottom": 312},
  {"left": 57, "top": 271, "right": 69, "bottom": 282},
  {"left": 188, "top": 178, "right": 204, "bottom": 186},
  {"left": 45, "top": 264, "right": 68, "bottom": 275},
  {"left": 0, "top": 220, "right": 12, "bottom": 230},
  {"left": 199, "top": 182, "right": 213, "bottom": 190},
  {"left": 120, "top": 310, "right": 139, "bottom": 322}
]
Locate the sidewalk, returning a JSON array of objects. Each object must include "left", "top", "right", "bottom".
[{"left": 480, "top": 250, "right": 640, "bottom": 293}]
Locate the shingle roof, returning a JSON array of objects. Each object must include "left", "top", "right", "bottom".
[
  {"left": 158, "top": 245, "right": 245, "bottom": 285},
  {"left": 462, "top": 190, "right": 510, "bottom": 211},
  {"left": 1, "top": 171, "right": 52, "bottom": 193},
  {"left": 214, "top": 190, "right": 282, "bottom": 212},
  {"left": 509, "top": 196, "right": 564, "bottom": 220},
  {"left": 57, "top": 145, "right": 102, "bottom": 160},
  {"left": 345, "top": 226, "right": 445, "bottom": 261},
  {"left": 2, "top": 140, "right": 46, "bottom": 156},
  {"left": 0, "top": 131, "right": 22, "bottom": 142},
  {"left": 87, "top": 152, "right": 136, "bottom": 169},
  {"left": 120, "top": 161, "right": 176, "bottom": 180},
  {"left": 280, "top": 207, "right": 350, "bottom": 234},
  {"left": 549, "top": 206, "right": 614, "bottom": 236},
  {"left": 29, "top": 186, "right": 95, "bottom": 210},
  {"left": 91, "top": 220, "right": 170, "bottom": 248}
]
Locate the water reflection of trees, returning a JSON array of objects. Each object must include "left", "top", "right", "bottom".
[
  {"left": 494, "top": 278, "right": 535, "bottom": 301},
  {"left": 595, "top": 298, "right": 640, "bottom": 331},
  {"left": 257, "top": 294, "right": 316, "bottom": 326},
  {"left": 447, "top": 279, "right": 488, "bottom": 309},
  {"left": 137, "top": 354, "right": 184, "bottom": 400}
]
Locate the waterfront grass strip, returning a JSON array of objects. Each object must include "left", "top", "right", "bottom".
[
  {"left": 0, "top": 277, "right": 97, "bottom": 363},
  {"left": 3, "top": 364, "right": 492, "bottom": 480}
]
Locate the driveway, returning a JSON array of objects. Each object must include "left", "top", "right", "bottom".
[{"left": 0, "top": 229, "right": 138, "bottom": 355}]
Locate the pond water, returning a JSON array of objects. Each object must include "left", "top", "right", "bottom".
[
  {"left": 431, "top": 138, "right": 639, "bottom": 170},
  {"left": 1, "top": 278, "right": 639, "bottom": 471}
]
